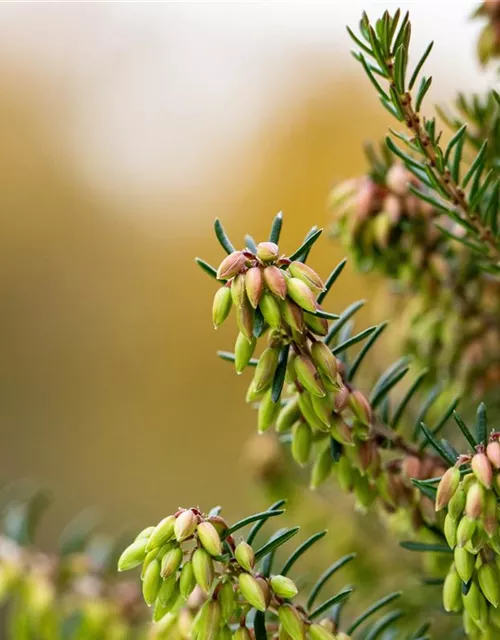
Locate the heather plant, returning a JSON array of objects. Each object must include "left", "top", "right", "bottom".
[{"left": 1, "top": 4, "right": 500, "bottom": 639}]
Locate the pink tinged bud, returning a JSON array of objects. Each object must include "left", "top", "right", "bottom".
[
  {"left": 334, "top": 386, "right": 350, "bottom": 411},
  {"left": 487, "top": 441, "right": 500, "bottom": 469},
  {"left": 236, "top": 297, "right": 255, "bottom": 342},
  {"left": 454, "top": 545, "right": 475, "bottom": 582},
  {"left": 217, "top": 251, "right": 246, "bottom": 280},
  {"left": 160, "top": 546, "right": 183, "bottom": 578},
  {"left": 270, "top": 575, "right": 298, "bottom": 599},
  {"left": 311, "top": 342, "right": 338, "bottom": 386},
  {"left": 245, "top": 267, "right": 264, "bottom": 308},
  {"left": 263, "top": 265, "right": 287, "bottom": 299},
  {"left": 234, "top": 333, "right": 256, "bottom": 375},
  {"left": 259, "top": 291, "right": 282, "bottom": 330},
  {"left": 330, "top": 417, "right": 354, "bottom": 446},
  {"left": 472, "top": 453, "right": 493, "bottom": 489},
  {"left": 402, "top": 456, "right": 422, "bottom": 481},
  {"left": 294, "top": 355, "right": 326, "bottom": 398},
  {"left": 235, "top": 541, "right": 255, "bottom": 571},
  {"left": 435, "top": 467, "right": 460, "bottom": 511},
  {"left": 192, "top": 548, "right": 214, "bottom": 594},
  {"left": 231, "top": 273, "right": 247, "bottom": 308},
  {"left": 256, "top": 577, "right": 272, "bottom": 608},
  {"left": 282, "top": 298, "right": 305, "bottom": 333},
  {"left": 304, "top": 311, "right": 328, "bottom": 336},
  {"left": 256, "top": 242, "right": 279, "bottom": 263},
  {"left": 175, "top": 509, "right": 198, "bottom": 542},
  {"left": 212, "top": 287, "right": 232, "bottom": 329},
  {"left": 288, "top": 261, "right": 325, "bottom": 293},
  {"left": 238, "top": 573, "right": 267, "bottom": 612},
  {"left": 206, "top": 515, "right": 229, "bottom": 537},
  {"left": 286, "top": 278, "right": 317, "bottom": 313},
  {"left": 197, "top": 522, "right": 222, "bottom": 557},
  {"left": 253, "top": 346, "right": 280, "bottom": 393},
  {"left": 278, "top": 603, "right": 305, "bottom": 640},
  {"left": 465, "top": 483, "right": 485, "bottom": 520},
  {"left": 348, "top": 390, "right": 372, "bottom": 426}
]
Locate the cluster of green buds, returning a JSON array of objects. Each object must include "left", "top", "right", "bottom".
[
  {"left": 474, "top": 1, "right": 500, "bottom": 65},
  {"left": 436, "top": 438, "right": 500, "bottom": 637}
]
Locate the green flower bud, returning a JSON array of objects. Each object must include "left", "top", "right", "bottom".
[
  {"left": 175, "top": 510, "right": 197, "bottom": 542},
  {"left": 276, "top": 397, "right": 301, "bottom": 433},
  {"left": 478, "top": 563, "right": 500, "bottom": 607},
  {"left": 435, "top": 467, "right": 460, "bottom": 511},
  {"left": 304, "top": 311, "right": 328, "bottom": 336},
  {"left": 444, "top": 513, "right": 458, "bottom": 548},
  {"left": 258, "top": 389, "right": 281, "bottom": 433},
  {"left": 308, "top": 623, "right": 337, "bottom": 640},
  {"left": 463, "top": 581, "right": 488, "bottom": 626},
  {"left": 278, "top": 603, "right": 305, "bottom": 640},
  {"left": 295, "top": 355, "right": 325, "bottom": 398},
  {"left": 457, "top": 516, "right": 477, "bottom": 547},
  {"left": 160, "top": 546, "right": 183, "bottom": 578},
  {"left": 219, "top": 581, "right": 236, "bottom": 622},
  {"left": 354, "top": 473, "right": 375, "bottom": 509},
  {"left": 141, "top": 547, "right": 159, "bottom": 578},
  {"left": 257, "top": 242, "right": 279, "bottom": 263},
  {"left": 336, "top": 455, "right": 354, "bottom": 492},
  {"left": 454, "top": 546, "right": 475, "bottom": 582},
  {"left": 330, "top": 416, "right": 354, "bottom": 446},
  {"left": 197, "top": 522, "right": 223, "bottom": 557},
  {"left": 291, "top": 421, "right": 312, "bottom": 466},
  {"left": 142, "top": 559, "right": 162, "bottom": 606},
  {"left": 179, "top": 561, "right": 196, "bottom": 599},
  {"left": 310, "top": 342, "right": 338, "bottom": 386},
  {"left": 465, "top": 483, "right": 485, "bottom": 520},
  {"left": 286, "top": 278, "right": 316, "bottom": 313},
  {"left": 263, "top": 265, "right": 287, "bottom": 299},
  {"left": 270, "top": 575, "right": 298, "bottom": 599},
  {"left": 157, "top": 574, "right": 178, "bottom": 607},
  {"left": 288, "top": 261, "right": 325, "bottom": 293},
  {"left": 235, "top": 541, "right": 255, "bottom": 572},
  {"left": 207, "top": 515, "right": 229, "bottom": 538},
  {"left": 259, "top": 291, "right": 283, "bottom": 329},
  {"left": 198, "top": 599, "right": 221, "bottom": 640},
  {"left": 472, "top": 453, "right": 493, "bottom": 489},
  {"left": 348, "top": 390, "right": 372, "bottom": 426},
  {"left": 282, "top": 298, "right": 305, "bottom": 333},
  {"left": 231, "top": 274, "right": 246, "bottom": 308},
  {"left": 117, "top": 538, "right": 148, "bottom": 572},
  {"left": 135, "top": 526, "right": 155, "bottom": 541},
  {"left": 483, "top": 490, "right": 498, "bottom": 536},
  {"left": 217, "top": 251, "right": 246, "bottom": 280},
  {"left": 245, "top": 267, "right": 264, "bottom": 309},
  {"left": 310, "top": 444, "right": 333, "bottom": 490},
  {"left": 218, "top": 624, "right": 233, "bottom": 640},
  {"left": 146, "top": 515, "right": 176, "bottom": 552},
  {"left": 448, "top": 486, "right": 466, "bottom": 520},
  {"left": 236, "top": 296, "right": 255, "bottom": 342},
  {"left": 234, "top": 332, "right": 257, "bottom": 375},
  {"left": 311, "top": 394, "right": 334, "bottom": 428},
  {"left": 213, "top": 287, "right": 233, "bottom": 329},
  {"left": 297, "top": 392, "right": 328, "bottom": 432},
  {"left": 253, "top": 346, "right": 280, "bottom": 393},
  {"left": 246, "top": 379, "right": 265, "bottom": 403},
  {"left": 443, "top": 566, "right": 462, "bottom": 612},
  {"left": 193, "top": 547, "right": 215, "bottom": 594},
  {"left": 238, "top": 573, "right": 267, "bottom": 612},
  {"left": 233, "top": 627, "right": 252, "bottom": 640}
]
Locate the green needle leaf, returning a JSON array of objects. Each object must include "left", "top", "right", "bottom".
[
  {"left": 195, "top": 257, "right": 218, "bottom": 279},
  {"left": 246, "top": 500, "right": 287, "bottom": 545},
  {"left": 288, "top": 228, "right": 323, "bottom": 262},
  {"left": 214, "top": 218, "right": 236, "bottom": 254},
  {"left": 217, "top": 351, "right": 258, "bottom": 367},
  {"left": 331, "top": 325, "right": 378, "bottom": 356},
  {"left": 309, "top": 589, "right": 353, "bottom": 620},
  {"left": 408, "top": 41, "right": 433, "bottom": 90},
  {"left": 453, "top": 411, "right": 477, "bottom": 450},
  {"left": 225, "top": 508, "right": 285, "bottom": 538},
  {"left": 279, "top": 530, "right": 327, "bottom": 576},
  {"left": 475, "top": 402, "right": 487, "bottom": 446},
  {"left": 419, "top": 423, "right": 457, "bottom": 466},
  {"left": 269, "top": 211, "right": 283, "bottom": 244},
  {"left": 347, "top": 592, "right": 402, "bottom": 635},
  {"left": 253, "top": 611, "right": 268, "bottom": 640},
  {"left": 271, "top": 345, "right": 290, "bottom": 403},
  {"left": 254, "top": 527, "right": 299, "bottom": 562},
  {"left": 348, "top": 322, "right": 388, "bottom": 381},
  {"left": 390, "top": 368, "right": 428, "bottom": 431},
  {"left": 325, "top": 300, "right": 366, "bottom": 346},
  {"left": 307, "top": 552, "right": 357, "bottom": 609},
  {"left": 365, "top": 610, "right": 404, "bottom": 640},
  {"left": 317, "top": 258, "right": 347, "bottom": 304},
  {"left": 400, "top": 541, "right": 452, "bottom": 553}
]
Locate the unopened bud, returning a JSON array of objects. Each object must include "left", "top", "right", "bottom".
[
  {"left": 117, "top": 538, "right": 148, "bottom": 572},
  {"left": 286, "top": 278, "right": 317, "bottom": 313},
  {"left": 487, "top": 441, "right": 500, "bottom": 469},
  {"left": 238, "top": 573, "right": 267, "bottom": 612},
  {"left": 259, "top": 291, "right": 282, "bottom": 329},
  {"left": 444, "top": 513, "right": 458, "bottom": 548},
  {"left": 179, "top": 561, "right": 196, "bottom": 600},
  {"left": 443, "top": 566, "right": 462, "bottom": 612},
  {"left": 483, "top": 491, "right": 498, "bottom": 536},
  {"left": 146, "top": 515, "right": 176, "bottom": 552},
  {"left": 282, "top": 298, "right": 305, "bottom": 333},
  {"left": 256, "top": 577, "right": 272, "bottom": 608},
  {"left": 435, "top": 467, "right": 460, "bottom": 511},
  {"left": 311, "top": 393, "right": 334, "bottom": 428},
  {"left": 472, "top": 452, "right": 493, "bottom": 489},
  {"left": 234, "top": 333, "right": 256, "bottom": 374},
  {"left": 401, "top": 456, "right": 422, "bottom": 481},
  {"left": 135, "top": 525, "right": 155, "bottom": 541},
  {"left": 330, "top": 416, "right": 354, "bottom": 446},
  {"left": 454, "top": 546, "right": 475, "bottom": 582},
  {"left": 336, "top": 456, "right": 354, "bottom": 492},
  {"left": 465, "top": 483, "right": 485, "bottom": 520},
  {"left": 311, "top": 342, "right": 338, "bottom": 386},
  {"left": 263, "top": 265, "right": 287, "bottom": 299},
  {"left": 295, "top": 355, "right": 325, "bottom": 397},
  {"left": 310, "top": 444, "right": 333, "bottom": 490},
  {"left": 258, "top": 390, "right": 281, "bottom": 433},
  {"left": 291, "top": 422, "right": 312, "bottom": 466},
  {"left": 234, "top": 627, "right": 252, "bottom": 640},
  {"left": 257, "top": 242, "right": 279, "bottom": 263},
  {"left": 448, "top": 486, "right": 466, "bottom": 520},
  {"left": 198, "top": 599, "right": 221, "bottom": 640},
  {"left": 288, "top": 261, "right": 325, "bottom": 293},
  {"left": 142, "top": 559, "right": 162, "bottom": 606},
  {"left": 334, "top": 386, "right": 350, "bottom": 411},
  {"left": 463, "top": 581, "right": 487, "bottom": 625},
  {"left": 297, "top": 392, "right": 327, "bottom": 432},
  {"left": 457, "top": 516, "right": 477, "bottom": 547},
  {"left": 253, "top": 346, "right": 280, "bottom": 392},
  {"left": 304, "top": 311, "right": 328, "bottom": 336},
  {"left": 235, "top": 541, "right": 255, "bottom": 571},
  {"left": 231, "top": 274, "right": 247, "bottom": 308},
  {"left": 278, "top": 604, "right": 305, "bottom": 640},
  {"left": 348, "top": 390, "right": 372, "bottom": 426},
  {"left": 308, "top": 624, "right": 336, "bottom": 640},
  {"left": 158, "top": 573, "right": 177, "bottom": 606},
  {"left": 213, "top": 287, "right": 233, "bottom": 329},
  {"left": 276, "top": 397, "right": 301, "bottom": 433},
  {"left": 219, "top": 580, "right": 236, "bottom": 622},
  {"left": 217, "top": 251, "right": 246, "bottom": 280},
  {"left": 206, "top": 515, "right": 229, "bottom": 538},
  {"left": 160, "top": 546, "right": 183, "bottom": 578},
  {"left": 478, "top": 563, "right": 500, "bottom": 607},
  {"left": 192, "top": 548, "right": 214, "bottom": 594},
  {"left": 270, "top": 575, "right": 298, "bottom": 599},
  {"left": 175, "top": 509, "right": 197, "bottom": 542},
  {"left": 197, "top": 522, "right": 222, "bottom": 557},
  {"left": 245, "top": 267, "right": 263, "bottom": 309},
  {"left": 236, "top": 297, "right": 255, "bottom": 342}
]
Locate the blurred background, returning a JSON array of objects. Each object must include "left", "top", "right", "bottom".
[{"left": 0, "top": 0, "right": 494, "bottom": 557}]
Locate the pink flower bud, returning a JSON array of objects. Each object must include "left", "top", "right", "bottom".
[
  {"left": 256, "top": 242, "right": 279, "bottom": 263},
  {"left": 487, "top": 441, "right": 500, "bottom": 469},
  {"left": 263, "top": 265, "right": 287, "bottom": 299},
  {"left": 472, "top": 452, "right": 493, "bottom": 489},
  {"left": 245, "top": 267, "right": 263, "bottom": 309},
  {"left": 435, "top": 467, "right": 460, "bottom": 511},
  {"left": 217, "top": 251, "right": 246, "bottom": 280}
]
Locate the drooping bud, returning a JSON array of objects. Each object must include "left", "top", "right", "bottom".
[
  {"left": 435, "top": 467, "right": 460, "bottom": 511},
  {"left": 192, "top": 548, "right": 214, "bottom": 594},
  {"left": 294, "top": 355, "right": 326, "bottom": 397},
  {"left": 483, "top": 490, "right": 498, "bottom": 536},
  {"left": 487, "top": 441, "right": 500, "bottom": 469},
  {"left": 465, "top": 483, "right": 485, "bottom": 520},
  {"left": 336, "top": 456, "right": 354, "bottom": 492},
  {"left": 401, "top": 456, "right": 422, "bottom": 481},
  {"left": 286, "top": 278, "right": 317, "bottom": 313},
  {"left": 442, "top": 565, "right": 462, "bottom": 612},
  {"left": 234, "top": 333, "right": 256, "bottom": 374},
  {"left": 444, "top": 513, "right": 458, "bottom": 548},
  {"left": 472, "top": 452, "right": 493, "bottom": 489},
  {"left": 310, "top": 444, "right": 333, "bottom": 490},
  {"left": 175, "top": 509, "right": 197, "bottom": 542},
  {"left": 157, "top": 573, "right": 177, "bottom": 606},
  {"left": 117, "top": 538, "right": 148, "bottom": 572},
  {"left": 142, "top": 548, "right": 160, "bottom": 579},
  {"left": 256, "top": 242, "right": 279, "bottom": 263},
  {"left": 457, "top": 516, "right": 477, "bottom": 547},
  {"left": 135, "top": 525, "right": 155, "bottom": 541},
  {"left": 311, "top": 342, "right": 338, "bottom": 386},
  {"left": 197, "top": 599, "right": 221, "bottom": 640},
  {"left": 263, "top": 265, "right": 287, "bottom": 299},
  {"left": 448, "top": 486, "right": 466, "bottom": 520},
  {"left": 235, "top": 541, "right": 255, "bottom": 572},
  {"left": 212, "top": 287, "right": 233, "bottom": 328},
  {"left": 217, "top": 251, "right": 246, "bottom": 280},
  {"left": 245, "top": 267, "right": 264, "bottom": 308},
  {"left": 348, "top": 390, "right": 372, "bottom": 426},
  {"left": 219, "top": 581, "right": 236, "bottom": 622},
  {"left": 291, "top": 422, "right": 312, "bottom": 466},
  {"left": 238, "top": 573, "right": 267, "bottom": 612},
  {"left": 276, "top": 397, "right": 301, "bottom": 433},
  {"left": 259, "top": 291, "right": 282, "bottom": 329},
  {"left": 288, "top": 261, "right": 325, "bottom": 293},
  {"left": 330, "top": 416, "right": 354, "bottom": 446},
  {"left": 454, "top": 546, "right": 475, "bottom": 582},
  {"left": 233, "top": 627, "right": 252, "bottom": 640},
  {"left": 231, "top": 274, "right": 247, "bottom": 308},
  {"left": 297, "top": 391, "right": 327, "bottom": 432},
  {"left": 236, "top": 297, "right": 255, "bottom": 342},
  {"left": 142, "top": 559, "right": 162, "bottom": 606},
  {"left": 206, "top": 515, "right": 229, "bottom": 538},
  {"left": 256, "top": 577, "right": 272, "bottom": 608},
  {"left": 463, "top": 581, "right": 487, "bottom": 625},
  {"left": 146, "top": 515, "right": 176, "bottom": 552},
  {"left": 160, "top": 546, "right": 183, "bottom": 578},
  {"left": 258, "top": 390, "right": 281, "bottom": 433},
  {"left": 270, "top": 575, "right": 298, "bottom": 599},
  {"left": 253, "top": 346, "right": 280, "bottom": 392},
  {"left": 308, "top": 623, "right": 337, "bottom": 640},
  {"left": 334, "top": 386, "right": 350, "bottom": 411},
  {"left": 179, "top": 561, "right": 196, "bottom": 600},
  {"left": 311, "top": 394, "right": 334, "bottom": 428},
  {"left": 197, "top": 522, "right": 223, "bottom": 557},
  {"left": 478, "top": 562, "right": 500, "bottom": 607},
  {"left": 278, "top": 603, "right": 305, "bottom": 640},
  {"left": 304, "top": 311, "right": 328, "bottom": 336},
  {"left": 282, "top": 298, "right": 305, "bottom": 333}
]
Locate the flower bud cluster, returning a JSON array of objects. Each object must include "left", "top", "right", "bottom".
[
  {"left": 436, "top": 441, "right": 500, "bottom": 637},
  {"left": 118, "top": 507, "right": 352, "bottom": 639},
  {"left": 474, "top": 1, "right": 500, "bottom": 65}
]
